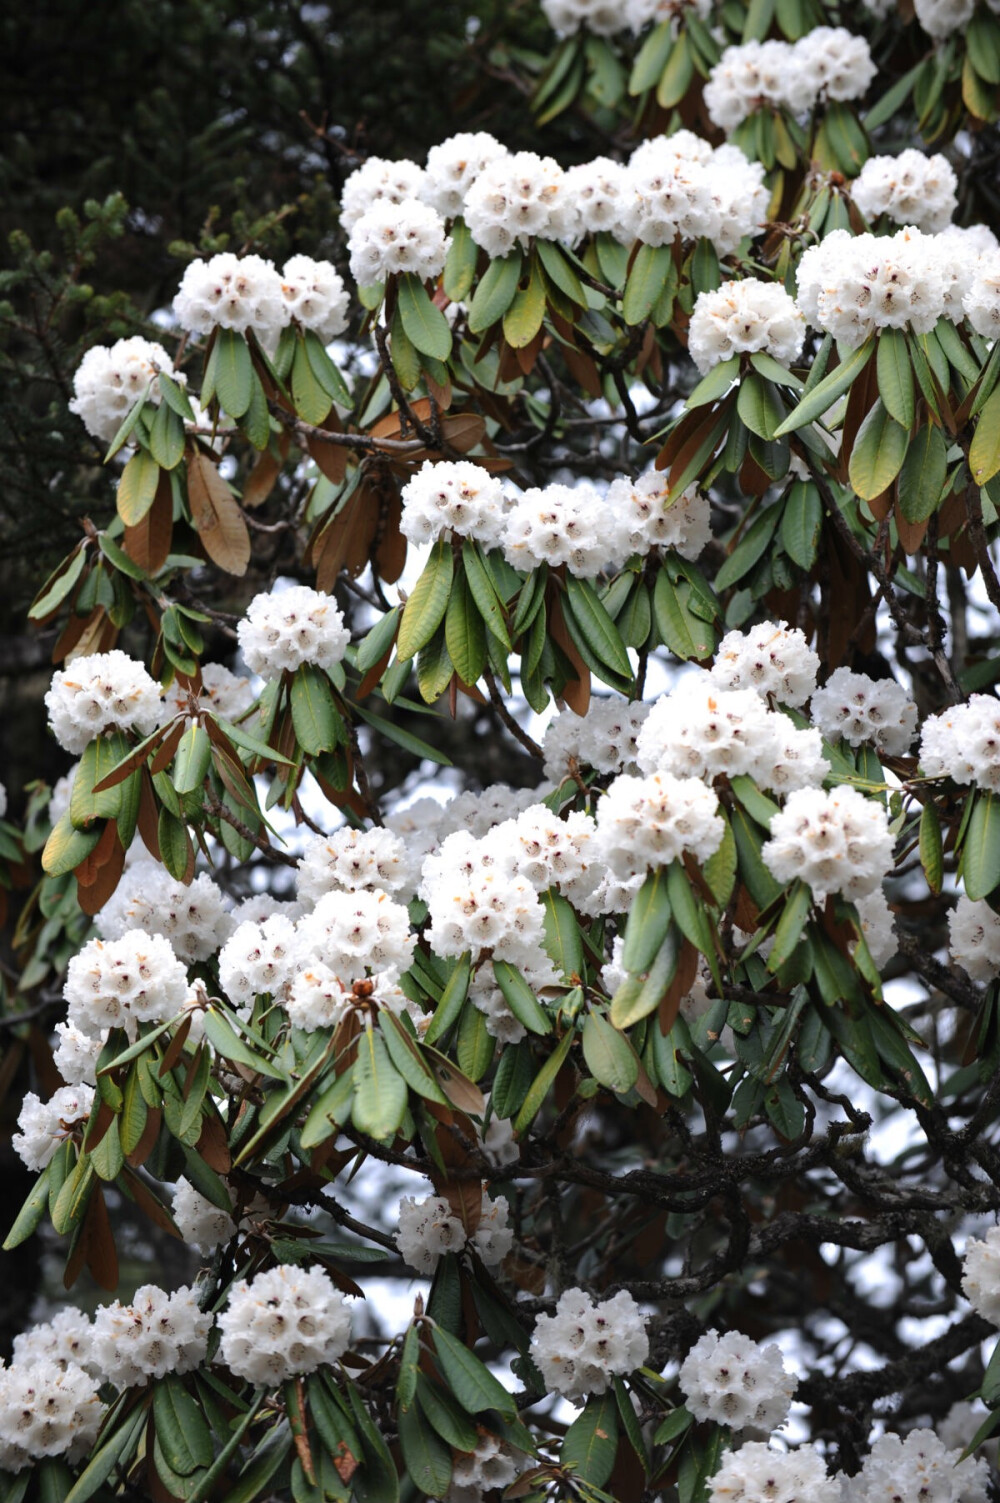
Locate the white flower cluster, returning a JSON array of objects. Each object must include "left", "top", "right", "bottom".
[
  {"left": 70, "top": 336, "right": 179, "bottom": 444},
  {"left": 852, "top": 151, "right": 958, "bottom": 235},
  {"left": 0, "top": 1360, "right": 103, "bottom": 1471},
  {"left": 964, "top": 248, "right": 1000, "bottom": 338},
  {"left": 502, "top": 481, "right": 628, "bottom": 577},
  {"left": 297, "top": 826, "right": 409, "bottom": 905},
  {"left": 172, "top": 1179, "right": 247, "bottom": 1254},
  {"left": 446, "top": 1429, "right": 524, "bottom": 1503},
  {"left": 543, "top": 698, "right": 650, "bottom": 784},
  {"left": 920, "top": 694, "right": 1000, "bottom": 791},
  {"left": 849, "top": 1430, "right": 989, "bottom": 1503},
  {"left": 97, "top": 861, "right": 234, "bottom": 963},
  {"left": 962, "top": 1225, "right": 1000, "bottom": 1326},
  {"left": 705, "top": 30, "right": 875, "bottom": 131},
  {"left": 637, "top": 676, "right": 828, "bottom": 795},
  {"left": 340, "top": 157, "right": 428, "bottom": 232},
  {"left": 949, "top": 896, "right": 1000, "bottom": 983},
  {"left": 159, "top": 662, "right": 255, "bottom": 726},
  {"left": 761, "top": 786, "right": 895, "bottom": 905},
  {"left": 811, "top": 668, "right": 917, "bottom": 756},
  {"left": 688, "top": 279, "right": 805, "bottom": 375},
  {"left": 92, "top": 1284, "right": 212, "bottom": 1388},
  {"left": 465, "top": 151, "right": 579, "bottom": 258},
  {"left": 625, "top": 0, "right": 712, "bottom": 33},
  {"left": 707, "top": 1442, "right": 839, "bottom": 1503},
  {"left": 173, "top": 252, "right": 286, "bottom": 346},
  {"left": 237, "top": 584, "right": 350, "bottom": 677},
  {"left": 400, "top": 460, "right": 510, "bottom": 549},
  {"left": 624, "top": 134, "right": 769, "bottom": 255},
  {"left": 605, "top": 473, "right": 712, "bottom": 560},
  {"left": 913, "top": 0, "right": 978, "bottom": 38},
  {"left": 348, "top": 199, "right": 450, "bottom": 286},
  {"left": 679, "top": 1329, "right": 796, "bottom": 1433},
  {"left": 530, "top": 1288, "right": 648, "bottom": 1401},
  {"left": 395, "top": 1192, "right": 513, "bottom": 1275},
  {"left": 595, "top": 771, "right": 725, "bottom": 877},
  {"left": 53, "top": 1021, "right": 103, "bottom": 1087},
  {"left": 280, "top": 255, "right": 350, "bottom": 341},
  {"left": 64, "top": 930, "right": 188, "bottom": 1038},
  {"left": 46, "top": 650, "right": 161, "bottom": 755},
  {"left": 423, "top": 831, "right": 545, "bottom": 962},
  {"left": 217, "top": 1264, "right": 352, "bottom": 1385},
  {"left": 422, "top": 133, "right": 509, "bottom": 218},
  {"left": 796, "top": 227, "right": 956, "bottom": 346},
  {"left": 541, "top": 0, "right": 625, "bottom": 35},
  {"left": 709, "top": 622, "right": 819, "bottom": 707},
  {"left": 219, "top": 914, "right": 300, "bottom": 1007},
  {"left": 12, "top": 1309, "right": 94, "bottom": 1372},
  {"left": 854, "top": 888, "right": 897, "bottom": 970},
  {"left": 566, "top": 157, "right": 633, "bottom": 241},
  {"left": 13, "top": 1085, "right": 95, "bottom": 1171},
  {"left": 296, "top": 887, "right": 416, "bottom": 981}
]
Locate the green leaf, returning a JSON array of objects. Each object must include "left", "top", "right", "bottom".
[
  {"left": 736, "top": 373, "right": 785, "bottom": 440},
  {"left": 766, "top": 879, "right": 813, "bottom": 971},
  {"left": 562, "top": 1392, "right": 618, "bottom": 1487},
  {"left": 42, "top": 812, "right": 101, "bottom": 877},
  {"left": 158, "top": 807, "right": 192, "bottom": 882},
  {"left": 64, "top": 1408, "right": 147, "bottom": 1503},
  {"left": 215, "top": 328, "right": 254, "bottom": 419},
  {"left": 398, "top": 273, "right": 453, "bottom": 361},
  {"left": 583, "top": 1011, "right": 639, "bottom": 1094},
  {"left": 963, "top": 791, "right": 1000, "bottom": 901},
  {"left": 654, "top": 1406, "right": 694, "bottom": 1446},
  {"left": 424, "top": 954, "right": 472, "bottom": 1046},
  {"left": 897, "top": 421, "right": 948, "bottom": 523},
  {"left": 653, "top": 569, "right": 714, "bottom": 660},
  {"left": 431, "top": 1325, "right": 517, "bottom": 1419},
  {"left": 503, "top": 258, "right": 547, "bottom": 349},
  {"left": 398, "top": 1324, "right": 421, "bottom": 1412},
  {"left": 774, "top": 339, "right": 874, "bottom": 436},
  {"left": 356, "top": 607, "right": 401, "bottom": 673},
  {"left": 535, "top": 239, "right": 586, "bottom": 306},
  {"left": 714, "top": 504, "right": 781, "bottom": 592},
  {"left": 117, "top": 448, "right": 160, "bottom": 526},
  {"left": 542, "top": 890, "right": 585, "bottom": 980},
  {"left": 397, "top": 539, "right": 454, "bottom": 661},
  {"left": 666, "top": 861, "right": 720, "bottom": 988},
  {"left": 300, "top": 1066, "right": 356, "bottom": 1148},
  {"left": 202, "top": 1008, "right": 287, "bottom": 1080},
  {"left": 493, "top": 960, "right": 553, "bottom": 1035},
  {"left": 919, "top": 800, "right": 943, "bottom": 894},
  {"left": 71, "top": 734, "right": 128, "bottom": 828},
  {"left": 876, "top": 328, "right": 915, "bottom": 431},
  {"left": 611, "top": 925, "right": 680, "bottom": 1030},
  {"left": 462, "top": 541, "right": 511, "bottom": 647},
  {"left": 456, "top": 1001, "right": 494, "bottom": 1081},
  {"left": 467, "top": 252, "right": 523, "bottom": 335},
  {"left": 445, "top": 570, "right": 487, "bottom": 687},
  {"left": 564, "top": 574, "right": 633, "bottom": 679},
  {"left": 172, "top": 723, "right": 212, "bottom": 795},
  {"left": 348, "top": 1383, "right": 400, "bottom": 1503},
  {"left": 513, "top": 1026, "right": 576, "bottom": 1135},
  {"left": 158, "top": 371, "right": 196, "bottom": 423},
  {"left": 29, "top": 544, "right": 88, "bottom": 621},
  {"left": 415, "top": 1376, "right": 480, "bottom": 1451},
  {"left": 622, "top": 870, "right": 673, "bottom": 973},
  {"left": 379, "top": 1012, "right": 450, "bottom": 1105},
  {"left": 657, "top": 28, "right": 693, "bottom": 105},
  {"left": 970, "top": 385, "right": 1000, "bottom": 485},
  {"left": 149, "top": 400, "right": 186, "bottom": 470},
  {"left": 629, "top": 18, "right": 674, "bottom": 94},
  {"left": 154, "top": 1378, "right": 215, "bottom": 1476},
  {"left": 848, "top": 398, "right": 908, "bottom": 501},
  {"left": 622, "top": 244, "right": 673, "bottom": 326},
  {"left": 3, "top": 1162, "right": 51, "bottom": 1250},
  {"left": 397, "top": 1399, "right": 452, "bottom": 1498},
  {"left": 104, "top": 395, "right": 147, "bottom": 461},
  {"left": 444, "top": 217, "right": 478, "bottom": 304},
  {"left": 290, "top": 664, "right": 342, "bottom": 755},
  {"left": 780, "top": 481, "right": 823, "bottom": 570},
  {"left": 685, "top": 356, "right": 739, "bottom": 410},
  {"left": 352, "top": 1025, "right": 409, "bottom": 1140},
  {"left": 352, "top": 702, "right": 452, "bottom": 766}
]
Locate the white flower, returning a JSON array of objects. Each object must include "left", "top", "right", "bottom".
[
  {"left": 92, "top": 1285, "right": 212, "bottom": 1388},
  {"left": 219, "top": 915, "right": 301, "bottom": 1007},
  {"left": 962, "top": 1226, "right": 1000, "bottom": 1326},
  {"left": 46, "top": 650, "right": 161, "bottom": 755},
  {"left": 96, "top": 861, "right": 234, "bottom": 964},
  {"left": 607, "top": 474, "right": 712, "bottom": 560},
  {"left": 853, "top": 888, "right": 897, "bottom": 969},
  {"left": 853, "top": 151, "right": 957, "bottom": 234},
  {"left": 623, "top": 142, "right": 721, "bottom": 249},
  {"left": 689, "top": 280, "right": 805, "bottom": 376},
  {"left": 963, "top": 248, "right": 1000, "bottom": 339},
  {"left": 64, "top": 930, "right": 189, "bottom": 1039},
  {"left": 465, "top": 152, "right": 579, "bottom": 258},
  {"left": 173, "top": 253, "right": 287, "bottom": 345},
  {"left": 707, "top": 1441, "right": 839, "bottom": 1503},
  {"left": 297, "top": 826, "right": 409, "bottom": 905},
  {"left": 70, "top": 337, "right": 179, "bottom": 443},
  {"left": 850, "top": 1430, "right": 989, "bottom": 1503},
  {"left": 422, "top": 830, "right": 545, "bottom": 962},
  {"left": 680, "top": 1329, "right": 796, "bottom": 1433},
  {"left": 481, "top": 1115, "right": 521, "bottom": 1169},
  {"left": 49, "top": 766, "right": 76, "bottom": 828},
  {"left": 762, "top": 786, "right": 895, "bottom": 904},
  {"left": 347, "top": 198, "right": 449, "bottom": 286},
  {"left": 0, "top": 1360, "right": 103, "bottom": 1469},
  {"left": 811, "top": 667, "right": 917, "bottom": 756},
  {"left": 543, "top": 698, "right": 650, "bottom": 784},
  {"left": 794, "top": 27, "right": 876, "bottom": 103},
  {"left": 284, "top": 961, "right": 353, "bottom": 1032},
  {"left": 396, "top": 1193, "right": 512, "bottom": 1274},
  {"left": 52, "top": 1020, "right": 105, "bottom": 1087},
  {"left": 238, "top": 584, "right": 349, "bottom": 677},
  {"left": 704, "top": 41, "right": 811, "bottom": 130},
  {"left": 422, "top": 133, "right": 509, "bottom": 219},
  {"left": 340, "top": 157, "right": 427, "bottom": 233},
  {"left": 12, "top": 1310, "right": 95, "bottom": 1375},
  {"left": 949, "top": 895, "right": 1000, "bottom": 983},
  {"left": 296, "top": 887, "right": 416, "bottom": 980},
  {"left": 625, "top": 0, "right": 712, "bottom": 33},
  {"left": 172, "top": 1179, "right": 238, "bottom": 1254},
  {"left": 796, "top": 227, "right": 946, "bottom": 346},
  {"left": 709, "top": 622, "right": 819, "bottom": 707},
  {"left": 400, "top": 460, "right": 510, "bottom": 549},
  {"left": 913, "top": 0, "right": 976, "bottom": 38},
  {"left": 13, "top": 1085, "right": 95, "bottom": 1171},
  {"left": 565, "top": 157, "right": 635, "bottom": 244},
  {"left": 502, "top": 481, "right": 630, "bottom": 577},
  {"left": 541, "top": 0, "right": 626, "bottom": 34},
  {"left": 920, "top": 694, "right": 1000, "bottom": 791},
  {"left": 217, "top": 1265, "right": 351, "bottom": 1385},
  {"left": 530, "top": 1288, "right": 648, "bottom": 1401},
  {"left": 159, "top": 662, "right": 255, "bottom": 726},
  {"left": 446, "top": 1429, "right": 525, "bottom": 1503},
  {"left": 595, "top": 771, "right": 725, "bottom": 876},
  {"left": 280, "top": 255, "right": 350, "bottom": 342}
]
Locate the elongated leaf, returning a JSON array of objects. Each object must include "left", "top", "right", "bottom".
[
  {"left": 920, "top": 800, "right": 943, "bottom": 894},
  {"left": 542, "top": 890, "right": 585, "bottom": 980},
  {"left": 583, "top": 1011, "right": 639, "bottom": 1093},
  {"left": 149, "top": 399, "right": 186, "bottom": 470},
  {"left": 513, "top": 1027, "right": 576, "bottom": 1135},
  {"left": 622, "top": 870, "right": 672, "bottom": 973},
  {"left": 467, "top": 252, "right": 523, "bottom": 334},
  {"left": 431, "top": 1326, "right": 517, "bottom": 1418},
  {"left": 737, "top": 373, "right": 785, "bottom": 440},
  {"left": 290, "top": 664, "right": 342, "bottom": 755},
  {"left": 503, "top": 259, "right": 547, "bottom": 349},
  {"left": 202, "top": 1008, "right": 287, "bottom": 1080},
  {"left": 564, "top": 574, "right": 632, "bottom": 678},
  {"left": 611, "top": 925, "right": 680, "bottom": 1030},
  {"left": 154, "top": 1378, "right": 215, "bottom": 1476},
  {"left": 398, "top": 539, "right": 454, "bottom": 661},
  {"left": 445, "top": 571, "right": 487, "bottom": 687},
  {"left": 352, "top": 1026, "right": 408, "bottom": 1140},
  {"left": 774, "top": 339, "right": 874, "bottom": 436},
  {"left": 42, "top": 812, "right": 101, "bottom": 877},
  {"left": 848, "top": 399, "right": 908, "bottom": 501},
  {"left": 215, "top": 328, "right": 254, "bottom": 418},
  {"left": 780, "top": 480, "right": 823, "bottom": 570},
  {"left": 397, "top": 1401, "right": 451, "bottom": 1498},
  {"left": 493, "top": 960, "right": 553, "bottom": 1036},
  {"left": 398, "top": 273, "right": 453, "bottom": 361},
  {"left": 562, "top": 1392, "right": 618, "bottom": 1487},
  {"left": 876, "top": 328, "right": 915, "bottom": 430},
  {"left": 64, "top": 1408, "right": 147, "bottom": 1503},
  {"left": 172, "top": 723, "right": 212, "bottom": 795},
  {"left": 463, "top": 541, "right": 511, "bottom": 647},
  {"left": 444, "top": 217, "right": 478, "bottom": 304},
  {"left": 117, "top": 448, "right": 160, "bottom": 526},
  {"left": 898, "top": 421, "right": 948, "bottom": 523},
  {"left": 964, "top": 791, "right": 1000, "bottom": 901},
  {"left": 971, "top": 385, "right": 1000, "bottom": 485},
  {"left": 424, "top": 954, "right": 472, "bottom": 1045},
  {"left": 3, "top": 1162, "right": 52, "bottom": 1250},
  {"left": 415, "top": 1376, "right": 479, "bottom": 1450},
  {"left": 622, "top": 244, "right": 672, "bottom": 326},
  {"left": 379, "top": 1012, "right": 450, "bottom": 1104},
  {"left": 766, "top": 879, "right": 813, "bottom": 972}
]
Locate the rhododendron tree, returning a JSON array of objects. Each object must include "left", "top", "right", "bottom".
[{"left": 3, "top": 1, "right": 1000, "bottom": 1501}]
